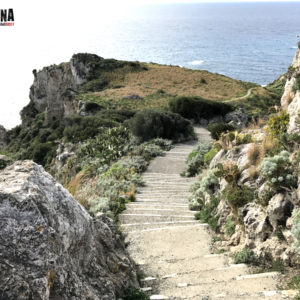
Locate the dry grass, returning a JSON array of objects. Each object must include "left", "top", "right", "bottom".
[
  {"left": 261, "top": 136, "right": 277, "bottom": 157},
  {"left": 248, "top": 165, "right": 259, "bottom": 180},
  {"left": 247, "top": 143, "right": 263, "bottom": 166},
  {"left": 77, "top": 63, "right": 254, "bottom": 110}
]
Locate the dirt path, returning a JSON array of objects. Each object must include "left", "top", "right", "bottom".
[
  {"left": 120, "top": 127, "right": 292, "bottom": 299},
  {"left": 223, "top": 87, "right": 255, "bottom": 103}
]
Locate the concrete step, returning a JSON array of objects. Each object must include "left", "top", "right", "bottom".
[
  {"left": 123, "top": 223, "right": 206, "bottom": 233},
  {"left": 130, "top": 201, "right": 189, "bottom": 207},
  {"left": 136, "top": 255, "right": 230, "bottom": 275},
  {"left": 120, "top": 214, "right": 195, "bottom": 224},
  {"left": 126, "top": 203, "right": 189, "bottom": 208},
  {"left": 158, "top": 274, "right": 280, "bottom": 299},
  {"left": 123, "top": 208, "right": 194, "bottom": 215}
]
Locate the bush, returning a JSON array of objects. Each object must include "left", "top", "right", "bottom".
[
  {"left": 260, "top": 150, "right": 297, "bottom": 191},
  {"left": 189, "top": 170, "right": 219, "bottom": 210},
  {"left": 267, "top": 111, "right": 289, "bottom": 137},
  {"left": 247, "top": 143, "right": 262, "bottom": 166},
  {"left": 195, "top": 196, "right": 220, "bottom": 232},
  {"left": 204, "top": 147, "right": 219, "bottom": 166},
  {"left": 215, "top": 162, "right": 240, "bottom": 183},
  {"left": 233, "top": 248, "right": 258, "bottom": 265},
  {"left": 31, "top": 142, "right": 56, "bottom": 166},
  {"left": 222, "top": 183, "right": 254, "bottom": 210},
  {"left": 126, "top": 109, "right": 193, "bottom": 142},
  {"left": 123, "top": 287, "right": 150, "bottom": 300},
  {"left": 183, "top": 143, "right": 212, "bottom": 177},
  {"left": 63, "top": 115, "right": 118, "bottom": 142},
  {"left": 292, "top": 74, "right": 300, "bottom": 93},
  {"left": 225, "top": 217, "right": 235, "bottom": 236},
  {"left": 169, "top": 96, "right": 232, "bottom": 121},
  {"left": 207, "top": 123, "right": 236, "bottom": 140}
]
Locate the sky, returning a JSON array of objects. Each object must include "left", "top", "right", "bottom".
[{"left": 0, "top": 0, "right": 300, "bottom": 129}]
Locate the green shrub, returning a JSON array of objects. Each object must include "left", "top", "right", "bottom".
[
  {"left": 225, "top": 217, "right": 235, "bottom": 236},
  {"left": 215, "top": 162, "right": 240, "bottom": 183},
  {"left": 195, "top": 196, "right": 220, "bottom": 232},
  {"left": 222, "top": 183, "right": 254, "bottom": 210},
  {"left": 207, "top": 123, "right": 236, "bottom": 140},
  {"left": 292, "top": 74, "right": 300, "bottom": 93},
  {"left": 123, "top": 287, "right": 150, "bottom": 300},
  {"left": 31, "top": 142, "right": 56, "bottom": 166},
  {"left": 260, "top": 150, "right": 297, "bottom": 191},
  {"left": 204, "top": 147, "right": 219, "bottom": 166},
  {"left": 63, "top": 115, "right": 118, "bottom": 142},
  {"left": 267, "top": 111, "right": 289, "bottom": 137},
  {"left": 184, "top": 143, "right": 212, "bottom": 177},
  {"left": 126, "top": 109, "right": 193, "bottom": 142},
  {"left": 233, "top": 248, "right": 258, "bottom": 265},
  {"left": 169, "top": 96, "right": 232, "bottom": 121}
]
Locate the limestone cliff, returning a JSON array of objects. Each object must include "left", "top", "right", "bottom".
[
  {"left": 27, "top": 54, "right": 101, "bottom": 124},
  {"left": 281, "top": 42, "right": 300, "bottom": 133},
  {"left": 0, "top": 161, "right": 138, "bottom": 299}
]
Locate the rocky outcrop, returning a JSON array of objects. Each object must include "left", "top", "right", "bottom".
[
  {"left": 28, "top": 54, "right": 99, "bottom": 124},
  {"left": 0, "top": 161, "right": 137, "bottom": 299},
  {"left": 0, "top": 125, "right": 7, "bottom": 149},
  {"left": 281, "top": 42, "right": 300, "bottom": 133}
]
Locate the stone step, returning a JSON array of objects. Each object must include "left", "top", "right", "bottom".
[
  {"left": 130, "top": 201, "right": 189, "bottom": 207},
  {"left": 136, "top": 198, "right": 190, "bottom": 202},
  {"left": 158, "top": 275, "right": 280, "bottom": 299},
  {"left": 125, "top": 223, "right": 208, "bottom": 234},
  {"left": 126, "top": 203, "right": 189, "bottom": 208},
  {"left": 137, "top": 193, "right": 191, "bottom": 197},
  {"left": 134, "top": 199, "right": 189, "bottom": 204},
  {"left": 135, "top": 255, "right": 230, "bottom": 275},
  {"left": 124, "top": 208, "right": 194, "bottom": 215},
  {"left": 119, "top": 214, "right": 195, "bottom": 224},
  {"left": 125, "top": 225, "right": 211, "bottom": 263}
]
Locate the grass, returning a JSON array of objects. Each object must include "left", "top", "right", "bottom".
[{"left": 75, "top": 63, "right": 258, "bottom": 111}]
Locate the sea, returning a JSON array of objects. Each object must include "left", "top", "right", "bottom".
[{"left": 1, "top": 1, "right": 300, "bottom": 128}]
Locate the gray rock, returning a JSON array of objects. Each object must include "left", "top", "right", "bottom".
[
  {"left": 239, "top": 203, "right": 272, "bottom": 242},
  {"left": 0, "top": 125, "right": 7, "bottom": 149},
  {"left": 0, "top": 161, "right": 137, "bottom": 299},
  {"left": 28, "top": 54, "right": 104, "bottom": 124},
  {"left": 224, "top": 108, "right": 248, "bottom": 128},
  {"left": 266, "top": 193, "right": 294, "bottom": 229}
]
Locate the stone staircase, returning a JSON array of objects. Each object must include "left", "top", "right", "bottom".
[{"left": 120, "top": 127, "right": 296, "bottom": 300}]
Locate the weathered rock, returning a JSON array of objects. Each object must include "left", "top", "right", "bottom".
[
  {"left": 224, "top": 108, "right": 248, "bottom": 128},
  {"left": 28, "top": 54, "right": 103, "bottom": 124},
  {"left": 266, "top": 193, "right": 294, "bottom": 229},
  {"left": 0, "top": 125, "right": 7, "bottom": 149},
  {"left": 239, "top": 203, "right": 273, "bottom": 243},
  {"left": 287, "top": 92, "right": 300, "bottom": 134},
  {"left": 0, "top": 161, "right": 137, "bottom": 300}
]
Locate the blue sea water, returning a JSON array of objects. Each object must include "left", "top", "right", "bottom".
[{"left": 93, "top": 2, "right": 300, "bottom": 85}]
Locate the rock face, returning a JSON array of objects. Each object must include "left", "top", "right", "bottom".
[
  {"left": 0, "top": 125, "right": 7, "bottom": 149},
  {"left": 28, "top": 54, "right": 97, "bottom": 124},
  {"left": 0, "top": 161, "right": 137, "bottom": 299},
  {"left": 281, "top": 42, "right": 300, "bottom": 133}
]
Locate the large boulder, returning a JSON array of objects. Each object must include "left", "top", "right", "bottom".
[
  {"left": 224, "top": 108, "right": 248, "bottom": 128},
  {"left": 239, "top": 203, "right": 273, "bottom": 244},
  {"left": 266, "top": 193, "right": 294, "bottom": 229},
  {"left": 0, "top": 161, "right": 137, "bottom": 300}
]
